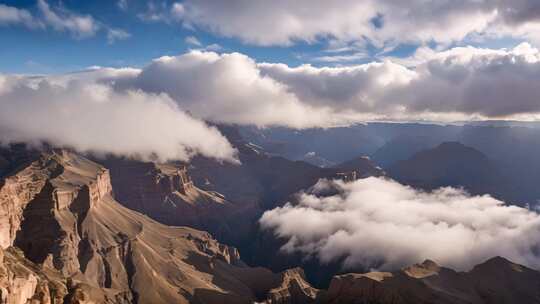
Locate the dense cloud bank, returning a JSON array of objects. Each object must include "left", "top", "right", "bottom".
[
  {"left": 3, "top": 42, "right": 540, "bottom": 159},
  {"left": 0, "top": 74, "right": 237, "bottom": 162},
  {"left": 260, "top": 177, "right": 540, "bottom": 271},
  {"left": 173, "top": 0, "right": 540, "bottom": 46},
  {"left": 116, "top": 43, "right": 540, "bottom": 125}
]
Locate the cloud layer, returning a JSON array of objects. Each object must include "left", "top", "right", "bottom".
[
  {"left": 174, "top": 0, "right": 540, "bottom": 46},
  {"left": 260, "top": 177, "right": 540, "bottom": 271},
  {"left": 0, "top": 74, "right": 237, "bottom": 162},
  {"left": 3, "top": 42, "right": 540, "bottom": 160},
  {"left": 111, "top": 44, "right": 540, "bottom": 125},
  {"left": 119, "top": 51, "right": 352, "bottom": 128}
]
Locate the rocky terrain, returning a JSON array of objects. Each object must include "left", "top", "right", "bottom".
[
  {"left": 95, "top": 156, "right": 256, "bottom": 245},
  {"left": 319, "top": 257, "right": 540, "bottom": 304},
  {"left": 1, "top": 144, "right": 540, "bottom": 303},
  {"left": 0, "top": 146, "right": 317, "bottom": 304}
]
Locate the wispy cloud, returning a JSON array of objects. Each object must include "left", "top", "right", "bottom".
[
  {"left": 107, "top": 28, "right": 131, "bottom": 44},
  {"left": 185, "top": 35, "right": 202, "bottom": 46},
  {"left": 0, "top": 0, "right": 130, "bottom": 42}
]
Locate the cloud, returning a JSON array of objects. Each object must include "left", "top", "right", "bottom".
[
  {"left": 171, "top": 0, "right": 540, "bottom": 47},
  {"left": 260, "top": 43, "right": 540, "bottom": 121},
  {"left": 0, "top": 1, "right": 129, "bottom": 41},
  {"left": 6, "top": 43, "right": 540, "bottom": 145},
  {"left": 0, "top": 4, "right": 38, "bottom": 28},
  {"left": 119, "top": 51, "right": 356, "bottom": 128},
  {"left": 88, "top": 45, "right": 540, "bottom": 127},
  {"left": 36, "top": 0, "right": 99, "bottom": 38},
  {"left": 185, "top": 35, "right": 202, "bottom": 46},
  {"left": 260, "top": 177, "right": 540, "bottom": 271},
  {"left": 0, "top": 74, "right": 237, "bottom": 163},
  {"left": 117, "top": 0, "right": 128, "bottom": 11},
  {"left": 107, "top": 28, "right": 131, "bottom": 44}
]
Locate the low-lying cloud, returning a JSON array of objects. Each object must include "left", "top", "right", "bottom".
[
  {"left": 260, "top": 177, "right": 540, "bottom": 270},
  {"left": 0, "top": 74, "right": 237, "bottom": 162}
]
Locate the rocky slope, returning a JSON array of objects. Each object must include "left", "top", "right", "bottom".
[
  {"left": 95, "top": 157, "right": 256, "bottom": 245},
  {"left": 0, "top": 146, "right": 318, "bottom": 304},
  {"left": 319, "top": 257, "right": 540, "bottom": 304}
]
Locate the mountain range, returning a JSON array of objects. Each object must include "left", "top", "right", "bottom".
[{"left": 1, "top": 123, "right": 540, "bottom": 303}]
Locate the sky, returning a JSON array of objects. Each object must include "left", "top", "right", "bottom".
[
  {"left": 0, "top": 0, "right": 530, "bottom": 74},
  {"left": 3, "top": 0, "right": 540, "bottom": 160},
  {"left": 0, "top": 0, "right": 364, "bottom": 73}
]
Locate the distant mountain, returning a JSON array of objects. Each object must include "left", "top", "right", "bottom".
[
  {"left": 388, "top": 142, "right": 509, "bottom": 198},
  {"left": 371, "top": 135, "right": 440, "bottom": 168}
]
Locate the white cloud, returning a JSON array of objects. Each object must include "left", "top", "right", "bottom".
[
  {"left": 7, "top": 43, "right": 540, "bottom": 144},
  {"left": 204, "top": 43, "right": 222, "bottom": 52},
  {"left": 171, "top": 0, "right": 540, "bottom": 47},
  {"left": 120, "top": 51, "right": 356, "bottom": 128},
  {"left": 260, "top": 177, "right": 540, "bottom": 271},
  {"left": 171, "top": 2, "right": 185, "bottom": 20},
  {"left": 36, "top": 0, "right": 99, "bottom": 38},
  {"left": 0, "top": 74, "right": 238, "bottom": 163},
  {"left": 0, "top": 4, "right": 38, "bottom": 28},
  {"left": 0, "top": 1, "right": 129, "bottom": 41},
  {"left": 312, "top": 52, "right": 368, "bottom": 63},
  {"left": 107, "top": 28, "right": 131, "bottom": 44},
  {"left": 117, "top": 0, "right": 128, "bottom": 11},
  {"left": 260, "top": 43, "right": 540, "bottom": 121},
  {"left": 81, "top": 45, "right": 540, "bottom": 127},
  {"left": 185, "top": 35, "right": 202, "bottom": 46}
]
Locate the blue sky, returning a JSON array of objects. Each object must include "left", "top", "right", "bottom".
[
  {"left": 0, "top": 0, "right": 337, "bottom": 73},
  {"left": 2, "top": 0, "right": 529, "bottom": 74}
]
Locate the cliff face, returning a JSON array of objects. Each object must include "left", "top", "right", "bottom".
[{"left": 0, "top": 148, "right": 318, "bottom": 304}]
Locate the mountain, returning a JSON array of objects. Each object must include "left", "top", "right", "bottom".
[
  {"left": 371, "top": 135, "right": 440, "bottom": 168},
  {"left": 1, "top": 144, "right": 539, "bottom": 303},
  {"left": 388, "top": 142, "right": 509, "bottom": 198},
  {"left": 0, "top": 145, "right": 317, "bottom": 304},
  {"left": 318, "top": 257, "right": 540, "bottom": 304},
  {"left": 333, "top": 156, "right": 386, "bottom": 178},
  {"left": 301, "top": 152, "right": 336, "bottom": 168}
]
